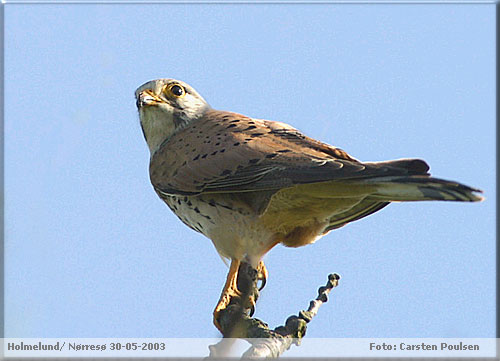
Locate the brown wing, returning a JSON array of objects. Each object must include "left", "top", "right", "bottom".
[{"left": 150, "top": 109, "right": 429, "bottom": 195}]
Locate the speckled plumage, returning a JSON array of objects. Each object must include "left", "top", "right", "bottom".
[
  {"left": 135, "top": 78, "right": 483, "bottom": 331},
  {"left": 136, "top": 78, "right": 482, "bottom": 264}
]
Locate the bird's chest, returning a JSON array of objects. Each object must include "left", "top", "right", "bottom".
[
  {"left": 158, "top": 192, "right": 276, "bottom": 262},
  {"left": 160, "top": 193, "right": 219, "bottom": 235}
]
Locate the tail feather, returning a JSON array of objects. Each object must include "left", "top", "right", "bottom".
[
  {"left": 364, "top": 175, "right": 484, "bottom": 202},
  {"left": 324, "top": 200, "right": 390, "bottom": 233}
]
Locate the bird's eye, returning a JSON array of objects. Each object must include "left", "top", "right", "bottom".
[{"left": 166, "top": 84, "right": 185, "bottom": 98}]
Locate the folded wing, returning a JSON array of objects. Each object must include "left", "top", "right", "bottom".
[{"left": 150, "top": 110, "right": 431, "bottom": 195}]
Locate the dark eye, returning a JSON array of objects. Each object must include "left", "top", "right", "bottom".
[{"left": 170, "top": 84, "right": 185, "bottom": 97}]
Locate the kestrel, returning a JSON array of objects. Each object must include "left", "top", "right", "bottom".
[{"left": 135, "top": 78, "right": 483, "bottom": 332}]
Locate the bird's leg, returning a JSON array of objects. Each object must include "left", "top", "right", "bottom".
[
  {"left": 213, "top": 260, "right": 262, "bottom": 333},
  {"left": 213, "top": 259, "right": 241, "bottom": 331},
  {"left": 213, "top": 248, "right": 275, "bottom": 333},
  {"left": 236, "top": 261, "right": 260, "bottom": 317}
]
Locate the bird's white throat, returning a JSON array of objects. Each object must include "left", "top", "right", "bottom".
[{"left": 139, "top": 107, "right": 177, "bottom": 155}]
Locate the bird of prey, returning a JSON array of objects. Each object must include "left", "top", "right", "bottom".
[{"left": 135, "top": 78, "right": 483, "bottom": 332}]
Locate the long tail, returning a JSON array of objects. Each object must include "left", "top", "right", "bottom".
[{"left": 364, "top": 175, "right": 484, "bottom": 202}]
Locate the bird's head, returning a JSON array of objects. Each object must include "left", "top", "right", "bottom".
[{"left": 135, "top": 78, "right": 211, "bottom": 154}]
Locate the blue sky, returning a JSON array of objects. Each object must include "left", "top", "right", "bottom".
[{"left": 4, "top": 1, "right": 495, "bottom": 349}]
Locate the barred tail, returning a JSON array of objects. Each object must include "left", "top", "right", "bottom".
[{"left": 364, "top": 176, "right": 484, "bottom": 202}]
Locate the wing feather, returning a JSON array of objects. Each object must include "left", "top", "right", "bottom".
[{"left": 149, "top": 110, "right": 429, "bottom": 195}]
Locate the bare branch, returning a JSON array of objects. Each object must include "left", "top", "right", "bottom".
[{"left": 209, "top": 264, "right": 340, "bottom": 358}]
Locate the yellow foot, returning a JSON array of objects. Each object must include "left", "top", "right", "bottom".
[
  {"left": 213, "top": 260, "right": 269, "bottom": 333},
  {"left": 213, "top": 259, "right": 241, "bottom": 332}
]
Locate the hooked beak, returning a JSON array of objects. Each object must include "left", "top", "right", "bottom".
[{"left": 136, "top": 90, "right": 162, "bottom": 109}]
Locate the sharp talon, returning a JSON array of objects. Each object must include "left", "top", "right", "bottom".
[
  {"left": 257, "top": 261, "right": 268, "bottom": 291},
  {"left": 249, "top": 303, "right": 255, "bottom": 317},
  {"left": 258, "top": 276, "right": 266, "bottom": 291},
  {"left": 246, "top": 292, "right": 257, "bottom": 316}
]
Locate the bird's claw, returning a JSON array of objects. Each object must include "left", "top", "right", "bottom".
[
  {"left": 214, "top": 260, "right": 265, "bottom": 333},
  {"left": 257, "top": 261, "right": 268, "bottom": 291},
  {"left": 248, "top": 302, "right": 255, "bottom": 317}
]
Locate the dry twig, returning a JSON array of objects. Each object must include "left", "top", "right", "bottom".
[{"left": 208, "top": 263, "right": 340, "bottom": 358}]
